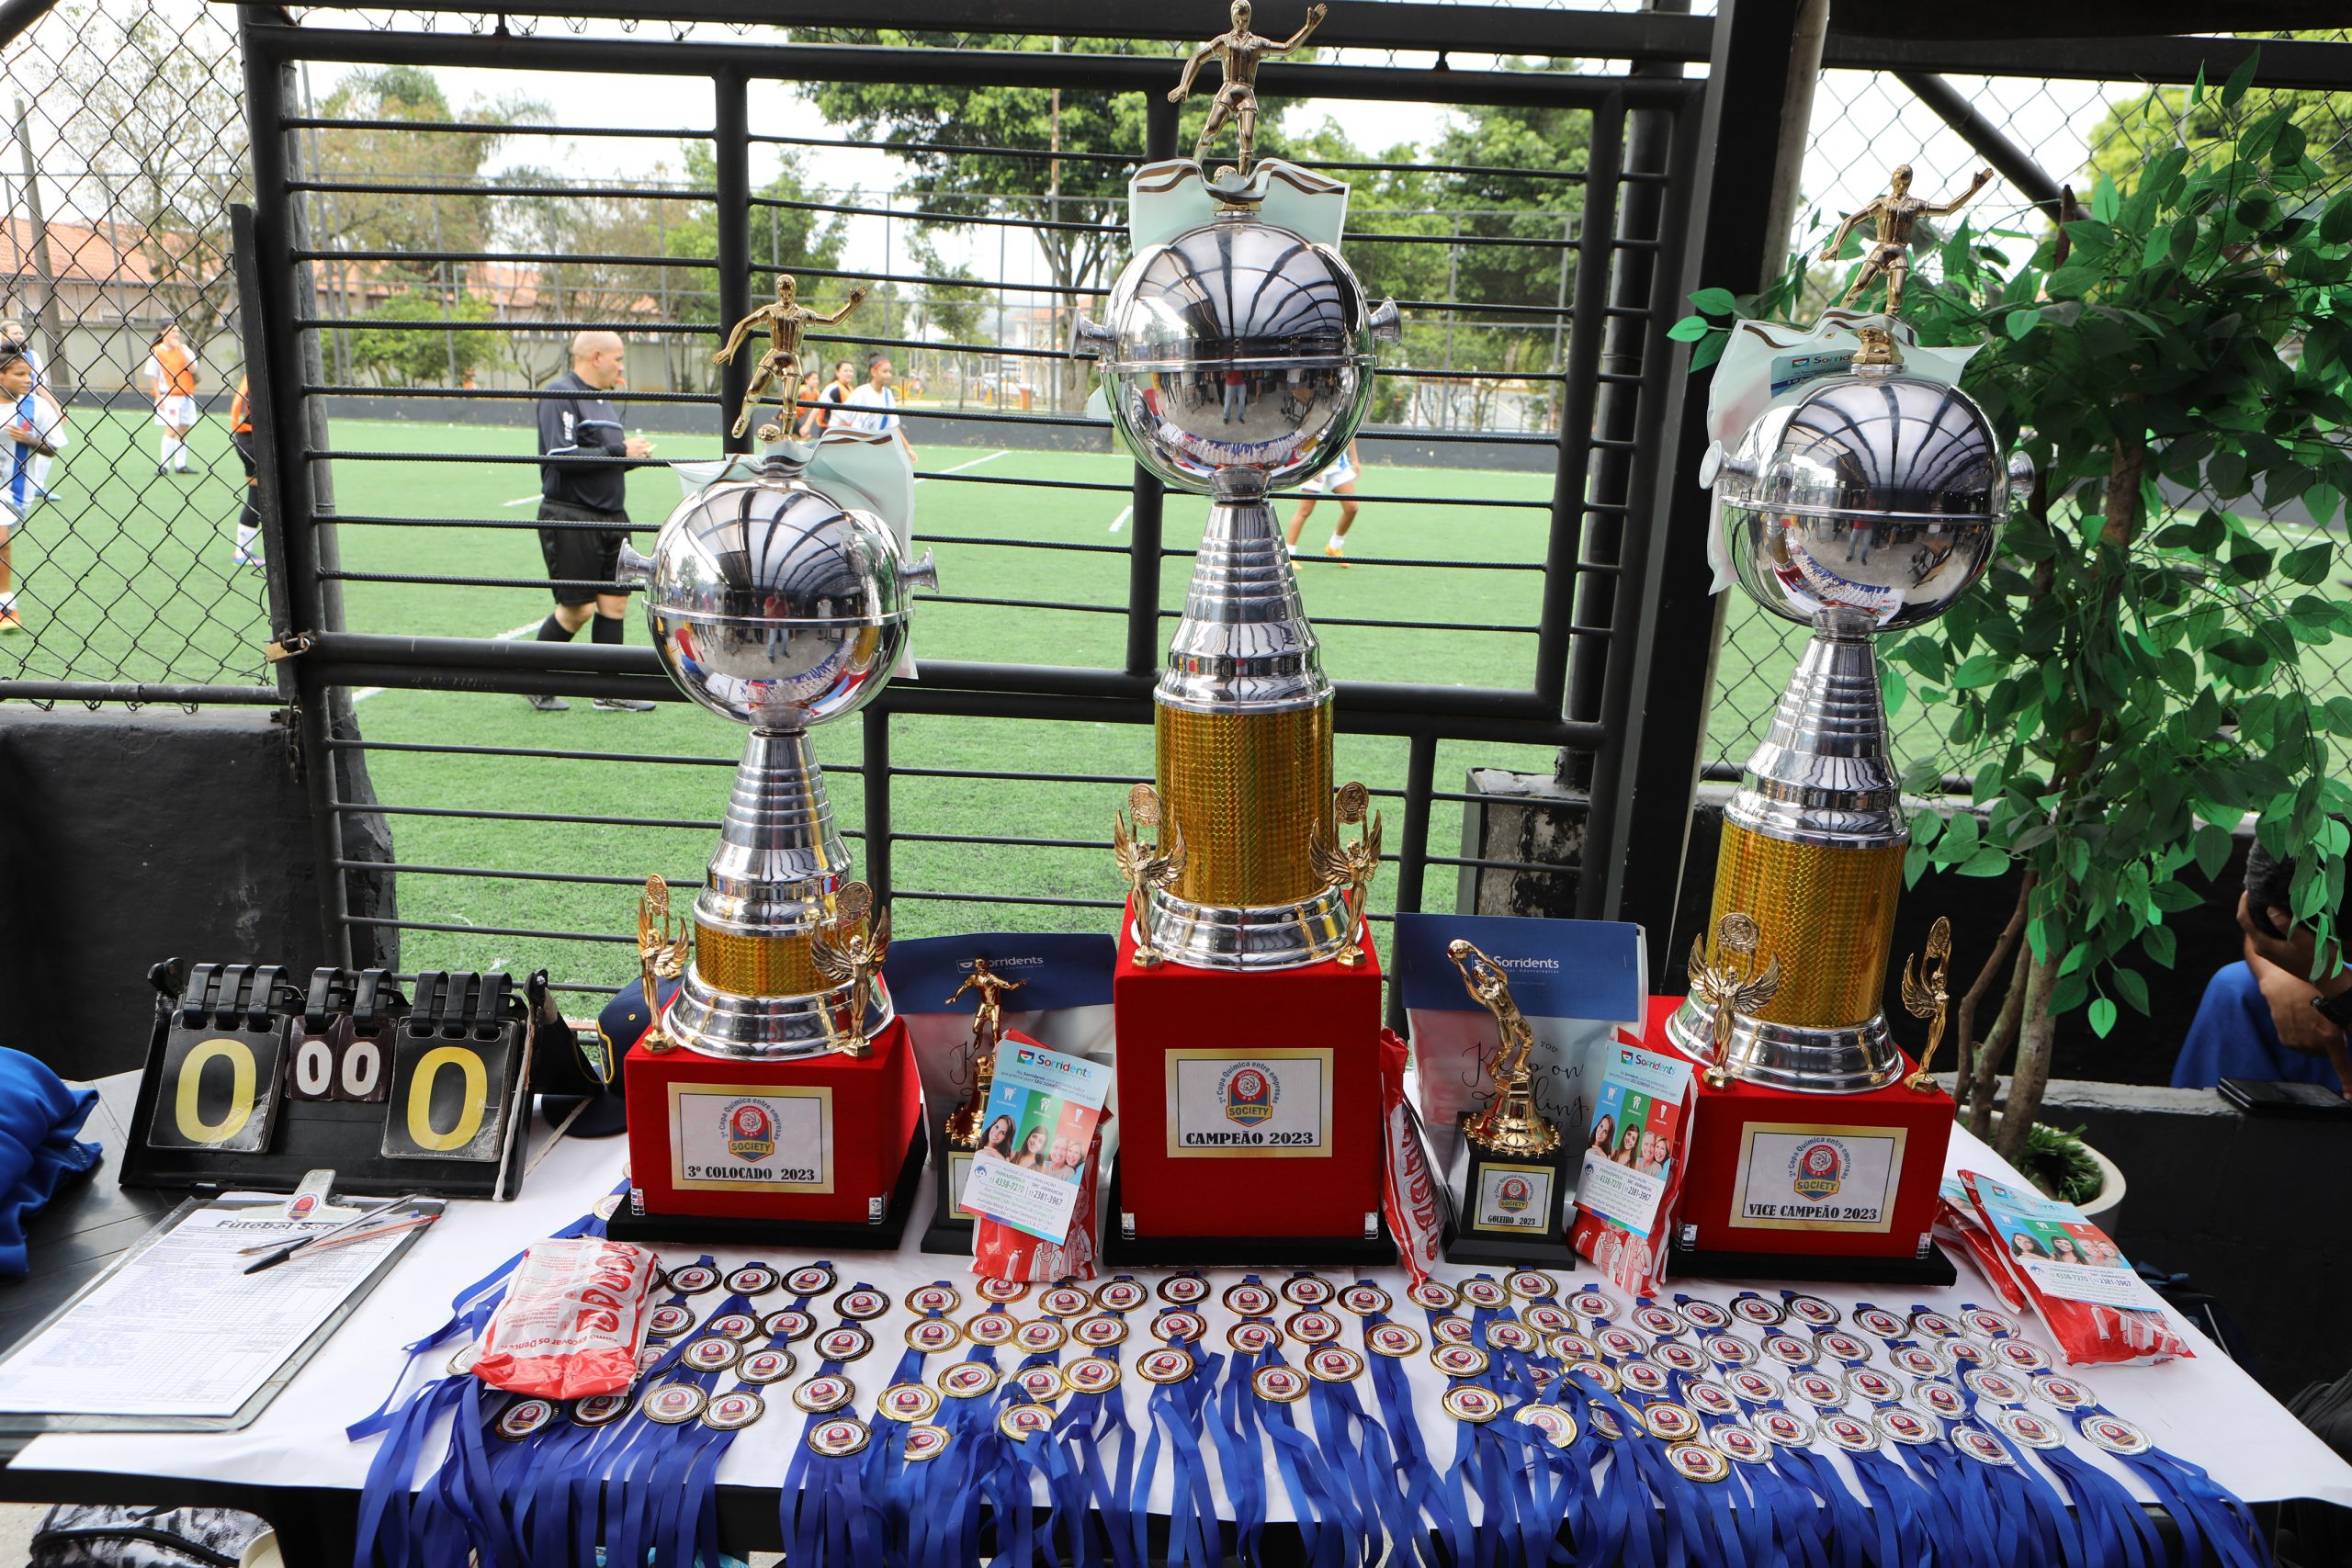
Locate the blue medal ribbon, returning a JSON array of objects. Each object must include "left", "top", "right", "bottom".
[
  {"left": 782, "top": 1280, "right": 887, "bottom": 1568},
  {"left": 2064, "top": 1401, "right": 2265, "bottom": 1568},
  {"left": 1136, "top": 1331, "right": 1224, "bottom": 1568},
  {"left": 1361, "top": 1294, "right": 1456, "bottom": 1566}
]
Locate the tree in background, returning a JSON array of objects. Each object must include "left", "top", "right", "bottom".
[
  {"left": 351, "top": 286, "right": 497, "bottom": 388},
  {"left": 44, "top": 2, "right": 247, "bottom": 365}
]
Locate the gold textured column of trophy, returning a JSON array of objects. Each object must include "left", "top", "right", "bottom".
[{"left": 943, "top": 956, "right": 1024, "bottom": 1147}]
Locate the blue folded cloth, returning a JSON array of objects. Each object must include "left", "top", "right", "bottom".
[{"left": 0, "top": 1047, "right": 102, "bottom": 1276}]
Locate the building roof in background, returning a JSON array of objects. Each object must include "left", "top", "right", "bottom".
[{"left": 0, "top": 215, "right": 154, "bottom": 288}]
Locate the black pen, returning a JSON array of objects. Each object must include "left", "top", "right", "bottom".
[{"left": 241, "top": 1193, "right": 424, "bottom": 1275}]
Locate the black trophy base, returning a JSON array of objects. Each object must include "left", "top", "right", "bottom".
[
  {"left": 1099, "top": 1157, "right": 1398, "bottom": 1270},
  {"left": 607, "top": 1123, "right": 927, "bottom": 1251},
  {"left": 1666, "top": 1233, "right": 1960, "bottom": 1288},
  {"left": 921, "top": 1129, "right": 979, "bottom": 1255},
  {"left": 1444, "top": 1138, "right": 1577, "bottom": 1266}
]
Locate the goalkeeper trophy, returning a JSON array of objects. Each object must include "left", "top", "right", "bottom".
[
  {"left": 610, "top": 410, "right": 938, "bottom": 1244},
  {"left": 1660, "top": 261, "right": 2026, "bottom": 1280},
  {"left": 1075, "top": 24, "right": 1403, "bottom": 1261}
]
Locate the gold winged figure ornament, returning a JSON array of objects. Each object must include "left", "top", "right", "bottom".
[
  {"left": 636, "top": 874, "right": 693, "bottom": 1055},
  {"left": 1900, "top": 916, "right": 1953, "bottom": 1092},
  {"left": 812, "top": 880, "right": 891, "bottom": 1056},
  {"left": 1309, "top": 781, "right": 1382, "bottom": 967},
  {"left": 1686, "top": 912, "right": 1782, "bottom": 1090},
  {"left": 1113, "top": 784, "right": 1186, "bottom": 968}
]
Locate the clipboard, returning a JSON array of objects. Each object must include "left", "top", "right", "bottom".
[{"left": 0, "top": 1194, "right": 440, "bottom": 1434}]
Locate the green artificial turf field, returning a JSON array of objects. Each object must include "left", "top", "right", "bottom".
[{"left": 69, "top": 405, "right": 2341, "bottom": 990}]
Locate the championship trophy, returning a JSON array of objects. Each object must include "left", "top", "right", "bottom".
[
  {"left": 611, "top": 287, "right": 940, "bottom": 1241},
  {"left": 1659, "top": 184, "right": 2023, "bottom": 1280},
  {"left": 1076, "top": 11, "right": 1401, "bottom": 1261},
  {"left": 1446, "top": 939, "right": 1572, "bottom": 1259}
]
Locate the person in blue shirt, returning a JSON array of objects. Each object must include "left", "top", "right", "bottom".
[
  {"left": 0, "top": 347, "right": 57, "bottom": 634},
  {"left": 2174, "top": 843, "right": 2352, "bottom": 1098}
]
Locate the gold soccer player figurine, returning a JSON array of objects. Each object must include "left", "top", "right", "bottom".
[
  {"left": 1686, "top": 912, "right": 1782, "bottom": 1090},
  {"left": 1448, "top": 938, "right": 1561, "bottom": 1156},
  {"left": 1112, "top": 784, "right": 1187, "bottom": 968},
  {"left": 812, "top": 880, "right": 891, "bottom": 1055},
  {"left": 1169, "top": 1, "right": 1330, "bottom": 177},
  {"left": 711, "top": 274, "right": 872, "bottom": 443},
  {"left": 1901, "top": 916, "right": 1953, "bottom": 1092},
  {"left": 1821, "top": 163, "right": 1995, "bottom": 316},
  {"left": 636, "top": 874, "right": 692, "bottom": 1055},
  {"left": 1309, "top": 780, "right": 1382, "bottom": 967},
  {"left": 944, "top": 956, "right": 1026, "bottom": 1147}
]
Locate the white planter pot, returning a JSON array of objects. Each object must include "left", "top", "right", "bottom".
[{"left": 2075, "top": 1142, "right": 2127, "bottom": 1235}]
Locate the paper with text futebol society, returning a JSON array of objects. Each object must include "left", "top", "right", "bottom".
[{"left": 0, "top": 1207, "right": 413, "bottom": 1417}]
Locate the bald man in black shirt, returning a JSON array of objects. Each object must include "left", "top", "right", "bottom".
[{"left": 531, "top": 330, "right": 655, "bottom": 712}]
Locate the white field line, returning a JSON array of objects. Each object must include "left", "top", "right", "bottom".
[
  {"left": 913, "top": 448, "right": 1007, "bottom": 485},
  {"left": 1107, "top": 504, "right": 1133, "bottom": 534}
]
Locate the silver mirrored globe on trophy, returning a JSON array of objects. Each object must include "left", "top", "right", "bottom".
[{"left": 619, "top": 451, "right": 936, "bottom": 1056}]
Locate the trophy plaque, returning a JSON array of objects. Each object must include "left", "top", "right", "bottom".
[
  {"left": 1078, "top": 66, "right": 1402, "bottom": 1261},
  {"left": 1445, "top": 940, "right": 1573, "bottom": 1262},
  {"left": 610, "top": 412, "right": 939, "bottom": 1245},
  {"left": 1659, "top": 263, "right": 2028, "bottom": 1281}
]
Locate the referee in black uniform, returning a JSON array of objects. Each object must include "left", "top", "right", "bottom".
[{"left": 529, "top": 330, "right": 655, "bottom": 712}]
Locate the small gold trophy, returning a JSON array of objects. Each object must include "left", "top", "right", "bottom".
[
  {"left": 1112, "top": 784, "right": 1186, "bottom": 968},
  {"left": 1685, "top": 913, "right": 1783, "bottom": 1091},
  {"left": 1168, "top": 0, "right": 1330, "bottom": 177},
  {"left": 711, "top": 273, "right": 872, "bottom": 443},
  {"left": 944, "top": 956, "right": 1025, "bottom": 1148},
  {"left": 811, "top": 881, "right": 890, "bottom": 1056},
  {"left": 1448, "top": 938, "right": 1573, "bottom": 1250},
  {"left": 1900, "top": 916, "right": 1953, "bottom": 1092},
  {"left": 635, "top": 874, "right": 693, "bottom": 1055},
  {"left": 1310, "top": 781, "right": 1382, "bottom": 967}
]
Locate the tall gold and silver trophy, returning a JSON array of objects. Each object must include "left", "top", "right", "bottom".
[
  {"left": 1664, "top": 321, "right": 2028, "bottom": 1089},
  {"left": 1079, "top": 141, "right": 1400, "bottom": 970}
]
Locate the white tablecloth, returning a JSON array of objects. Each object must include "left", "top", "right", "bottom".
[{"left": 14, "top": 1116, "right": 2352, "bottom": 1517}]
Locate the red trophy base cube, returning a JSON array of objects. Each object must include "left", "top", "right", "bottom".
[
  {"left": 1642, "top": 997, "right": 1957, "bottom": 1285},
  {"left": 1105, "top": 904, "right": 1389, "bottom": 1263},
  {"left": 612, "top": 1014, "right": 923, "bottom": 1246}
]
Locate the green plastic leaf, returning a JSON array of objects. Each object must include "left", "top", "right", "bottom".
[
  {"left": 1960, "top": 847, "right": 2011, "bottom": 877},
  {"left": 2322, "top": 193, "right": 2352, "bottom": 245},
  {"left": 2088, "top": 997, "right": 2119, "bottom": 1037},
  {"left": 1688, "top": 288, "right": 1738, "bottom": 316},
  {"left": 2090, "top": 175, "right": 2120, "bottom": 225},
  {"left": 2282, "top": 543, "right": 2335, "bottom": 585},
  {"left": 2221, "top": 48, "right": 2259, "bottom": 110},
  {"left": 1951, "top": 653, "right": 2003, "bottom": 690},
  {"left": 1689, "top": 333, "right": 1727, "bottom": 373},
  {"left": 2144, "top": 923, "right": 2179, "bottom": 969},
  {"left": 2005, "top": 308, "right": 2038, "bottom": 341},
  {"left": 2190, "top": 62, "right": 2206, "bottom": 107},
  {"left": 1667, "top": 314, "right": 1711, "bottom": 343},
  {"left": 2112, "top": 966, "right": 2151, "bottom": 1014},
  {"left": 2194, "top": 822, "right": 2235, "bottom": 880}
]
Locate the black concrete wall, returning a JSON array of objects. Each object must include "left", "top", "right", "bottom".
[
  {"left": 0, "top": 705, "right": 394, "bottom": 1079},
  {"left": 2038, "top": 1078, "right": 2348, "bottom": 1400}
]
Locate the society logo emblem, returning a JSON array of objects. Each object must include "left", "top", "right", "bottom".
[
  {"left": 1790, "top": 1138, "right": 1847, "bottom": 1200},
  {"left": 724, "top": 1100, "right": 777, "bottom": 1161},
  {"left": 1495, "top": 1176, "right": 1532, "bottom": 1213},
  {"left": 1222, "top": 1066, "right": 1275, "bottom": 1125}
]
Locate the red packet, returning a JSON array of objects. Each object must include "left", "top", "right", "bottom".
[
  {"left": 972, "top": 1110, "right": 1111, "bottom": 1283},
  {"left": 1377, "top": 1030, "right": 1445, "bottom": 1285},
  {"left": 1959, "top": 1169, "right": 2190, "bottom": 1366},
  {"left": 1934, "top": 1179, "right": 2028, "bottom": 1310},
  {"left": 474, "top": 1237, "right": 656, "bottom": 1400}
]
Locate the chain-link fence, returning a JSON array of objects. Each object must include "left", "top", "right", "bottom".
[
  {"left": 0, "top": 0, "right": 269, "bottom": 697},
  {"left": 1707, "top": 38, "right": 2352, "bottom": 778}
]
